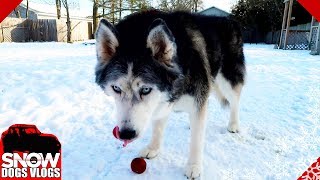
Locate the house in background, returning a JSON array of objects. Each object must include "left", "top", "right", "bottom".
[
  {"left": 198, "top": 6, "right": 230, "bottom": 17},
  {"left": 2, "top": 1, "right": 93, "bottom": 43},
  {"left": 8, "top": 1, "right": 91, "bottom": 21},
  {"left": 8, "top": 3, "right": 37, "bottom": 20}
]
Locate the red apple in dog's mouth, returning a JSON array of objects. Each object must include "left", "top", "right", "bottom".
[{"left": 113, "top": 126, "right": 133, "bottom": 147}]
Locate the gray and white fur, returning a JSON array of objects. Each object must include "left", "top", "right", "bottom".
[{"left": 95, "top": 10, "right": 245, "bottom": 179}]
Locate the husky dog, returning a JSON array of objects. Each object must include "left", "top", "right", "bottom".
[{"left": 95, "top": 10, "right": 245, "bottom": 179}]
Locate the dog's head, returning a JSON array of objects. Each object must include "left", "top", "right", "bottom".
[{"left": 95, "top": 18, "right": 180, "bottom": 141}]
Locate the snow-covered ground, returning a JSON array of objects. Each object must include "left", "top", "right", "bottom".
[{"left": 0, "top": 42, "right": 319, "bottom": 180}]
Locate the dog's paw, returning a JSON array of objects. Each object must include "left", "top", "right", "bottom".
[
  {"left": 185, "top": 164, "right": 201, "bottom": 179},
  {"left": 139, "top": 147, "right": 160, "bottom": 159},
  {"left": 227, "top": 123, "right": 239, "bottom": 133}
]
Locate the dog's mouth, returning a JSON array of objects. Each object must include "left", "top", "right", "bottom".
[
  {"left": 122, "top": 139, "right": 133, "bottom": 147},
  {"left": 113, "top": 126, "right": 135, "bottom": 147}
]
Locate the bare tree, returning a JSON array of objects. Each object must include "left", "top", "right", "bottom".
[
  {"left": 158, "top": 0, "right": 203, "bottom": 12},
  {"left": 158, "top": 0, "right": 169, "bottom": 11},
  {"left": 37, "top": 0, "right": 62, "bottom": 19},
  {"left": 102, "top": 0, "right": 106, "bottom": 16},
  {"left": 93, "top": 0, "right": 99, "bottom": 33},
  {"left": 119, "top": 0, "right": 122, "bottom": 19},
  {"left": 26, "top": 0, "right": 29, "bottom": 18},
  {"left": 192, "top": 0, "right": 202, "bottom": 12},
  {"left": 128, "top": 0, "right": 136, "bottom": 13},
  {"left": 92, "top": 0, "right": 151, "bottom": 29},
  {"left": 56, "top": 0, "right": 62, "bottom": 19},
  {"left": 110, "top": 0, "right": 116, "bottom": 24},
  {"left": 62, "top": 0, "right": 71, "bottom": 42}
]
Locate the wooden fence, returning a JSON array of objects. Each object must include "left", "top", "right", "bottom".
[
  {"left": 265, "top": 31, "right": 281, "bottom": 44},
  {"left": 0, "top": 17, "right": 93, "bottom": 42}
]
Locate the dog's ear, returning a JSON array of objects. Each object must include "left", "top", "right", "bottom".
[
  {"left": 147, "top": 18, "right": 177, "bottom": 68},
  {"left": 95, "top": 19, "right": 119, "bottom": 64}
]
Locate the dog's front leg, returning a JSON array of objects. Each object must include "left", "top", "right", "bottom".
[
  {"left": 185, "top": 102, "right": 208, "bottom": 179},
  {"left": 139, "top": 116, "right": 168, "bottom": 159}
]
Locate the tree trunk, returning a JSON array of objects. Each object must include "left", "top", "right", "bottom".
[
  {"left": 103, "top": 1, "right": 105, "bottom": 17},
  {"left": 56, "top": 0, "right": 61, "bottom": 19},
  {"left": 66, "top": 8, "right": 71, "bottom": 42},
  {"left": 93, "top": 0, "right": 98, "bottom": 34},
  {"left": 194, "top": 0, "right": 198, "bottom": 12},
  {"left": 62, "top": 0, "right": 71, "bottom": 43},
  {"left": 119, "top": 0, "right": 122, "bottom": 20},
  {"left": 14, "top": 8, "right": 21, "bottom": 18},
  {"left": 26, "top": 0, "right": 29, "bottom": 18},
  {"left": 111, "top": 0, "right": 115, "bottom": 24}
]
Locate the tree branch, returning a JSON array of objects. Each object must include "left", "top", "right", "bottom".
[{"left": 96, "top": 8, "right": 141, "bottom": 18}]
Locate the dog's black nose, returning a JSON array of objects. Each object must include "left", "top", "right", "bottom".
[{"left": 119, "top": 129, "right": 136, "bottom": 140}]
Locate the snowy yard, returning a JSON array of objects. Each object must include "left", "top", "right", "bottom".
[{"left": 0, "top": 42, "right": 319, "bottom": 179}]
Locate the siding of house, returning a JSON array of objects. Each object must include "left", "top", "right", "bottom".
[{"left": 8, "top": 6, "right": 38, "bottom": 20}]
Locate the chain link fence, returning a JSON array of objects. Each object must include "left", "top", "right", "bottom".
[
  {"left": 278, "top": 30, "right": 309, "bottom": 50},
  {"left": 0, "top": 18, "right": 28, "bottom": 42},
  {"left": 286, "top": 30, "right": 309, "bottom": 50}
]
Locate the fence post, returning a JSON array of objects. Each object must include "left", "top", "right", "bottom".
[
  {"left": 312, "top": 24, "right": 320, "bottom": 55},
  {"left": 308, "top": 17, "right": 315, "bottom": 50},
  {"left": 279, "top": 1, "right": 289, "bottom": 49},
  {"left": 0, "top": 25, "right": 4, "bottom": 42},
  {"left": 283, "top": 0, "right": 294, "bottom": 50}
]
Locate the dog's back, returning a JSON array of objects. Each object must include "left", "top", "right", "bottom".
[{"left": 115, "top": 10, "right": 245, "bottom": 87}]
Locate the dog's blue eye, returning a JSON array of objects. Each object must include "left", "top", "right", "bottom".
[
  {"left": 140, "top": 87, "right": 152, "bottom": 95},
  {"left": 112, "top": 85, "right": 121, "bottom": 94}
]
